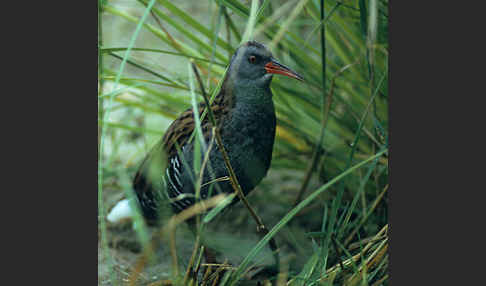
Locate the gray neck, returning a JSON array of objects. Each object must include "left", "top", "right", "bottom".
[
  {"left": 223, "top": 77, "right": 276, "bottom": 134},
  {"left": 230, "top": 73, "right": 273, "bottom": 107}
]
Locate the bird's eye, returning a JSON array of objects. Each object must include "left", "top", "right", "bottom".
[{"left": 249, "top": 55, "right": 256, "bottom": 64}]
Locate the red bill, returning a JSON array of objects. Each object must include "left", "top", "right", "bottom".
[{"left": 265, "top": 58, "right": 304, "bottom": 81}]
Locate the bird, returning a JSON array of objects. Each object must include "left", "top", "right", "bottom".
[{"left": 107, "top": 41, "right": 303, "bottom": 262}]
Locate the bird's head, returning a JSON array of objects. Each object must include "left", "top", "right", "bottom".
[{"left": 227, "top": 41, "right": 303, "bottom": 88}]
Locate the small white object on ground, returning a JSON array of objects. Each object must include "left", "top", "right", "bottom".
[{"left": 107, "top": 199, "right": 134, "bottom": 223}]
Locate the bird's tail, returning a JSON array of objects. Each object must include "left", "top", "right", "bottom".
[{"left": 108, "top": 141, "right": 168, "bottom": 225}]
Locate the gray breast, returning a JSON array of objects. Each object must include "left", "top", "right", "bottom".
[{"left": 168, "top": 97, "right": 276, "bottom": 212}]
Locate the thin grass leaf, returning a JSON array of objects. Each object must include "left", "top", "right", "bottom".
[
  {"left": 98, "top": 81, "right": 147, "bottom": 99},
  {"left": 118, "top": 169, "right": 152, "bottom": 254},
  {"left": 203, "top": 193, "right": 236, "bottom": 224},
  {"left": 241, "top": 0, "right": 259, "bottom": 43},
  {"left": 345, "top": 63, "right": 387, "bottom": 169},
  {"left": 207, "top": 5, "right": 224, "bottom": 89},
  {"left": 102, "top": 121, "right": 162, "bottom": 136},
  {"left": 108, "top": 52, "right": 188, "bottom": 89},
  {"left": 218, "top": 0, "right": 249, "bottom": 18},
  {"left": 158, "top": 0, "right": 233, "bottom": 52},
  {"left": 255, "top": 0, "right": 271, "bottom": 22},
  {"left": 338, "top": 152, "right": 381, "bottom": 238},
  {"left": 102, "top": 76, "right": 189, "bottom": 90},
  {"left": 303, "top": 2, "right": 341, "bottom": 48},
  {"left": 344, "top": 185, "right": 388, "bottom": 247},
  {"left": 102, "top": 47, "right": 226, "bottom": 66},
  {"left": 358, "top": 0, "right": 368, "bottom": 39},
  {"left": 188, "top": 61, "right": 206, "bottom": 148},
  {"left": 252, "top": 0, "right": 299, "bottom": 41},
  {"left": 269, "top": 0, "right": 310, "bottom": 50}
]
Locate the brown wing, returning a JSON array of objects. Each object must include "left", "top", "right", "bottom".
[
  {"left": 161, "top": 104, "right": 202, "bottom": 158},
  {"left": 132, "top": 91, "right": 234, "bottom": 220},
  {"left": 162, "top": 92, "right": 233, "bottom": 158}
]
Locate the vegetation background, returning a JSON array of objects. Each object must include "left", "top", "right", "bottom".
[{"left": 98, "top": 0, "right": 388, "bottom": 285}]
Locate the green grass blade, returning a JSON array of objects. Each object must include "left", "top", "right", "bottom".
[
  {"left": 269, "top": 0, "right": 310, "bottom": 49},
  {"left": 218, "top": 0, "right": 249, "bottom": 18},
  {"left": 203, "top": 193, "right": 236, "bottom": 223},
  {"left": 102, "top": 47, "right": 226, "bottom": 66},
  {"left": 188, "top": 61, "right": 207, "bottom": 149},
  {"left": 359, "top": 0, "right": 368, "bottom": 39},
  {"left": 241, "top": 0, "right": 259, "bottom": 43},
  {"left": 158, "top": 0, "right": 233, "bottom": 52}
]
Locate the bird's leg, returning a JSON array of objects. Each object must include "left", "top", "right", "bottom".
[
  {"left": 203, "top": 246, "right": 218, "bottom": 264},
  {"left": 186, "top": 216, "right": 232, "bottom": 286},
  {"left": 191, "top": 63, "right": 280, "bottom": 270},
  {"left": 199, "top": 244, "right": 225, "bottom": 285},
  {"left": 186, "top": 217, "right": 222, "bottom": 280},
  {"left": 187, "top": 217, "right": 219, "bottom": 262}
]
